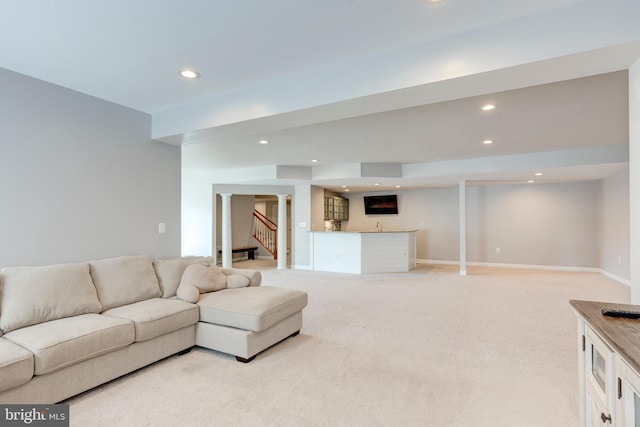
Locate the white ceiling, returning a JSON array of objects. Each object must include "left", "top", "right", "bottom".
[
  {"left": 0, "top": 0, "right": 585, "bottom": 113},
  {"left": 2, "top": 0, "right": 639, "bottom": 192}
]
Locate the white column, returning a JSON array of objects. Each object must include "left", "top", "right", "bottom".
[
  {"left": 459, "top": 180, "right": 467, "bottom": 276},
  {"left": 220, "top": 193, "right": 232, "bottom": 268},
  {"left": 630, "top": 59, "right": 640, "bottom": 303},
  {"left": 277, "top": 193, "right": 288, "bottom": 269}
]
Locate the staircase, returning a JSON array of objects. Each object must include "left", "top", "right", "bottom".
[{"left": 252, "top": 210, "right": 277, "bottom": 260}]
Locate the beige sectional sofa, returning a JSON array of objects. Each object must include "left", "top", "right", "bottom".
[{"left": 0, "top": 255, "right": 307, "bottom": 404}]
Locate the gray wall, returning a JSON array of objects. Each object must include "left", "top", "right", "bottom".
[
  {"left": 0, "top": 69, "right": 181, "bottom": 267},
  {"left": 311, "top": 186, "right": 325, "bottom": 232},
  {"left": 344, "top": 178, "right": 629, "bottom": 275},
  {"left": 466, "top": 182, "right": 599, "bottom": 268},
  {"left": 292, "top": 185, "right": 311, "bottom": 268},
  {"left": 599, "top": 167, "right": 631, "bottom": 280}
]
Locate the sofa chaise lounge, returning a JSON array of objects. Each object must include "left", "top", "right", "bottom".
[{"left": 0, "top": 255, "right": 307, "bottom": 404}]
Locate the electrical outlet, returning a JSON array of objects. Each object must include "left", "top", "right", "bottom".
[
  {"left": 158, "top": 223, "right": 166, "bottom": 234},
  {"left": 495, "top": 247, "right": 501, "bottom": 253}
]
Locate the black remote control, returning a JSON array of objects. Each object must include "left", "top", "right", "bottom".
[{"left": 602, "top": 308, "right": 640, "bottom": 319}]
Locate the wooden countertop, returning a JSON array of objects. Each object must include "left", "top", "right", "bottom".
[{"left": 570, "top": 299, "right": 640, "bottom": 375}]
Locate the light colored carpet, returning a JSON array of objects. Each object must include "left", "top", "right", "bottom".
[{"left": 65, "top": 264, "right": 630, "bottom": 427}]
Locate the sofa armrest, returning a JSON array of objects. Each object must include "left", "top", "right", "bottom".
[{"left": 221, "top": 269, "right": 262, "bottom": 287}]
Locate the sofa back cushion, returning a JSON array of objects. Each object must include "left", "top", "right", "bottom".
[
  {"left": 0, "top": 262, "right": 102, "bottom": 333},
  {"left": 89, "top": 256, "right": 161, "bottom": 311},
  {"left": 152, "top": 256, "right": 216, "bottom": 298}
]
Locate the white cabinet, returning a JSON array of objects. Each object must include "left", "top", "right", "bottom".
[
  {"left": 572, "top": 300, "right": 640, "bottom": 427},
  {"left": 583, "top": 327, "right": 616, "bottom": 425},
  {"left": 324, "top": 196, "right": 349, "bottom": 221},
  {"left": 618, "top": 361, "right": 640, "bottom": 427},
  {"left": 310, "top": 231, "right": 417, "bottom": 274}
]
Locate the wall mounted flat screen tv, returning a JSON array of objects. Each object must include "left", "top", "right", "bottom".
[{"left": 364, "top": 195, "right": 398, "bottom": 215}]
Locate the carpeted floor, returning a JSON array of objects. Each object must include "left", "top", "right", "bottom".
[{"left": 64, "top": 263, "right": 630, "bottom": 426}]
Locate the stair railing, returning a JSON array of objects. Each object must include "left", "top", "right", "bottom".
[{"left": 252, "top": 210, "right": 277, "bottom": 259}]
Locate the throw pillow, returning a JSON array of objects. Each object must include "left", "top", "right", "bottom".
[
  {"left": 226, "top": 275, "right": 250, "bottom": 289},
  {"left": 180, "top": 263, "right": 227, "bottom": 293},
  {"left": 152, "top": 256, "right": 216, "bottom": 298},
  {"left": 176, "top": 284, "right": 200, "bottom": 304}
]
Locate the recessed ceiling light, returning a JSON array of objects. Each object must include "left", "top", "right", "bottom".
[
  {"left": 311, "top": 159, "right": 318, "bottom": 163},
  {"left": 395, "top": 185, "right": 401, "bottom": 188},
  {"left": 483, "top": 140, "right": 494, "bottom": 145},
  {"left": 528, "top": 180, "right": 535, "bottom": 183},
  {"left": 341, "top": 185, "right": 347, "bottom": 188},
  {"left": 259, "top": 140, "right": 269, "bottom": 145},
  {"left": 179, "top": 69, "right": 200, "bottom": 79},
  {"left": 423, "top": 0, "right": 446, "bottom": 3},
  {"left": 345, "top": 189, "right": 350, "bottom": 192},
  {"left": 535, "top": 172, "right": 543, "bottom": 176},
  {"left": 374, "top": 183, "right": 380, "bottom": 186},
  {"left": 481, "top": 104, "right": 496, "bottom": 111}
]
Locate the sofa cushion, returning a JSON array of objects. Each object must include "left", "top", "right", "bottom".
[
  {"left": 3, "top": 314, "right": 134, "bottom": 375},
  {"left": 0, "top": 262, "right": 102, "bottom": 333},
  {"left": 180, "top": 263, "right": 227, "bottom": 293},
  {"left": 152, "top": 256, "right": 216, "bottom": 298},
  {"left": 102, "top": 298, "right": 199, "bottom": 342},
  {"left": 197, "top": 286, "right": 308, "bottom": 332},
  {"left": 89, "top": 255, "right": 161, "bottom": 311},
  {"left": 0, "top": 337, "right": 34, "bottom": 393}
]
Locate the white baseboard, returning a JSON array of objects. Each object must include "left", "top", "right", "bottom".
[
  {"left": 282, "top": 259, "right": 631, "bottom": 286},
  {"left": 418, "top": 259, "right": 458, "bottom": 266},
  {"left": 599, "top": 269, "right": 632, "bottom": 287},
  {"left": 417, "top": 259, "right": 630, "bottom": 286}
]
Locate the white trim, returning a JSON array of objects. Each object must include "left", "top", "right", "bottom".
[
  {"left": 292, "top": 264, "right": 313, "bottom": 270},
  {"left": 417, "top": 259, "right": 630, "bottom": 286},
  {"left": 418, "top": 259, "right": 459, "bottom": 265},
  {"left": 599, "top": 269, "right": 632, "bottom": 287},
  {"left": 468, "top": 262, "right": 599, "bottom": 273},
  {"left": 419, "top": 258, "right": 599, "bottom": 272}
]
